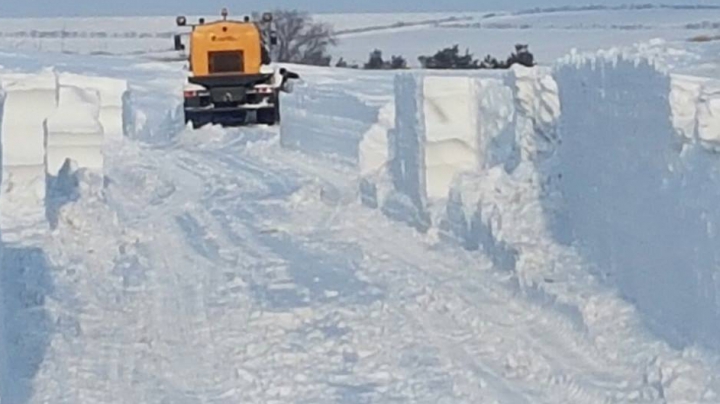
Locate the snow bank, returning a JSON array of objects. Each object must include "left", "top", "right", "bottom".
[
  {"left": 554, "top": 54, "right": 720, "bottom": 351},
  {"left": 360, "top": 46, "right": 720, "bottom": 369},
  {"left": 383, "top": 68, "right": 559, "bottom": 230},
  {"left": 0, "top": 69, "right": 123, "bottom": 230},
  {"left": 0, "top": 69, "right": 58, "bottom": 223},
  {"left": 694, "top": 79, "right": 720, "bottom": 150},
  {"left": 280, "top": 81, "right": 380, "bottom": 166},
  {"left": 415, "top": 52, "right": 720, "bottom": 353},
  {"left": 358, "top": 102, "right": 393, "bottom": 208},
  {"left": 423, "top": 76, "right": 480, "bottom": 199},
  {"left": 58, "top": 73, "right": 131, "bottom": 142},
  {"left": 45, "top": 85, "right": 104, "bottom": 176},
  {"left": 0, "top": 81, "right": 3, "bottom": 404}
]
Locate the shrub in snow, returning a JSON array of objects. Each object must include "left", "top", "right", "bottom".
[
  {"left": 418, "top": 45, "right": 480, "bottom": 69},
  {"left": 390, "top": 55, "right": 408, "bottom": 70},
  {"left": 419, "top": 44, "right": 536, "bottom": 70},
  {"left": 363, "top": 50, "right": 407, "bottom": 70}
]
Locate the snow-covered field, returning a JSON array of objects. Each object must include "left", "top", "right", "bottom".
[
  {"left": 1, "top": 7, "right": 720, "bottom": 64},
  {"left": 3, "top": 7, "right": 720, "bottom": 404}
]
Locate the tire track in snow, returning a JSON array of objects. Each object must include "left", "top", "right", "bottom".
[
  {"left": 117, "top": 136, "right": 386, "bottom": 402},
  {"left": 162, "top": 128, "right": 658, "bottom": 403},
  {"left": 230, "top": 134, "right": 678, "bottom": 403},
  {"left": 106, "top": 142, "right": 251, "bottom": 402},
  {"left": 162, "top": 131, "right": 479, "bottom": 401}
]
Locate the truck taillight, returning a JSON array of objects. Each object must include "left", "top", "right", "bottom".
[
  {"left": 257, "top": 87, "right": 272, "bottom": 94},
  {"left": 183, "top": 90, "right": 197, "bottom": 98}
]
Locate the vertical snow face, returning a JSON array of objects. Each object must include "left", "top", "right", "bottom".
[
  {"left": 45, "top": 85, "right": 104, "bottom": 177},
  {"left": 0, "top": 70, "right": 121, "bottom": 231},
  {"left": 388, "top": 69, "right": 560, "bottom": 233},
  {"left": 476, "top": 78, "right": 515, "bottom": 169},
  {"left": 389, "top": 73, "right": 427, "bottom": 211},
  {"left": 58, "top": 73, "right": 131, "bottom": 142},
  {"left": 280, "top": 82, "right": 379, "bottom": 166},
  {"left": 435, "top": 67, "right": 561, "bottom": 273},
  {"left": 669, "top": 74, "right": 720, "bottom": 150},
  {"left": 423, "top": 76, "right": 479, "bottom": 199},
  {"left": 0, "top": 70, "right": 58, "bottom": 225},
  {"left": 695, "top": 80, "right": 720, "bottom": 150},
  {"left": 554, "top": 55, "right": 720, "bottom": 351},
  {"left": 670, "top": 75, "right": 704, "bottom": 142},
  {"left": 507, "top": 65, "right": 561, "bottom": 163},
  {"left": 0, "top": 78, "right": 4, "bottom": 404},
  {"left": 358, "top": 102, "right": 394, "bottom": 208},
  {"left": 388, "top": 73, "right": 483, "bottom": 212}
]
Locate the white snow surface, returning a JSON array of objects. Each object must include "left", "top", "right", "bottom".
[
  {"left": 2, "top": 24, "right": 720, "bottom": 404},
  {"left": 45, "top": 85, "right": 104, "bottom": 176},
  {"left": 0, "top": 69, "right": 57, "bottom": 225},
  {"left": 58, "top": 73, "right": 130, "bottom": 142}
]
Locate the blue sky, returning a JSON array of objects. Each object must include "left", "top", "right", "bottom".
[{"left": 0, "top": 0, "right": 715, "bottom": 17}]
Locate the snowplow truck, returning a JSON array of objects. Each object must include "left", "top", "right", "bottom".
[{"left": 174, "top": 9, "right": 299, "bottom": 128}]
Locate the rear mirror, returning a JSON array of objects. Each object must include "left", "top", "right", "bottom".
[
  {"left": 270, "top": 33, "right": 278, "bottom": 46},
  {"left": 176, "top": 16, "right": 187, "bottom": 26},
  {"left": 174, "top": 34, "right": 185, "bottom": 51},
  {"left": 262, "top": 12, "right": 273, "bottom": 22}
]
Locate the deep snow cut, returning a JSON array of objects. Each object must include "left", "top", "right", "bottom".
[
  {"left": 3, "top": 33, "right": 720, "bottom": 402},
  {"left": 280, "top": 43, "right": 720, "bottom": 355}
]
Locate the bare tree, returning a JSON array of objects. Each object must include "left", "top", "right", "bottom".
[{"left": 256, "top": 9, "right": 337, "bottom": 66}]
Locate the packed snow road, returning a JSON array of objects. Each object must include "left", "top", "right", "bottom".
[{"left": 37, "top": 121, "right": 707, "bottom": 403}]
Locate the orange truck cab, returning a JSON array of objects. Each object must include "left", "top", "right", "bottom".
[{"left": 174, "top": 9, "right": 299, "bottom": 128}]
